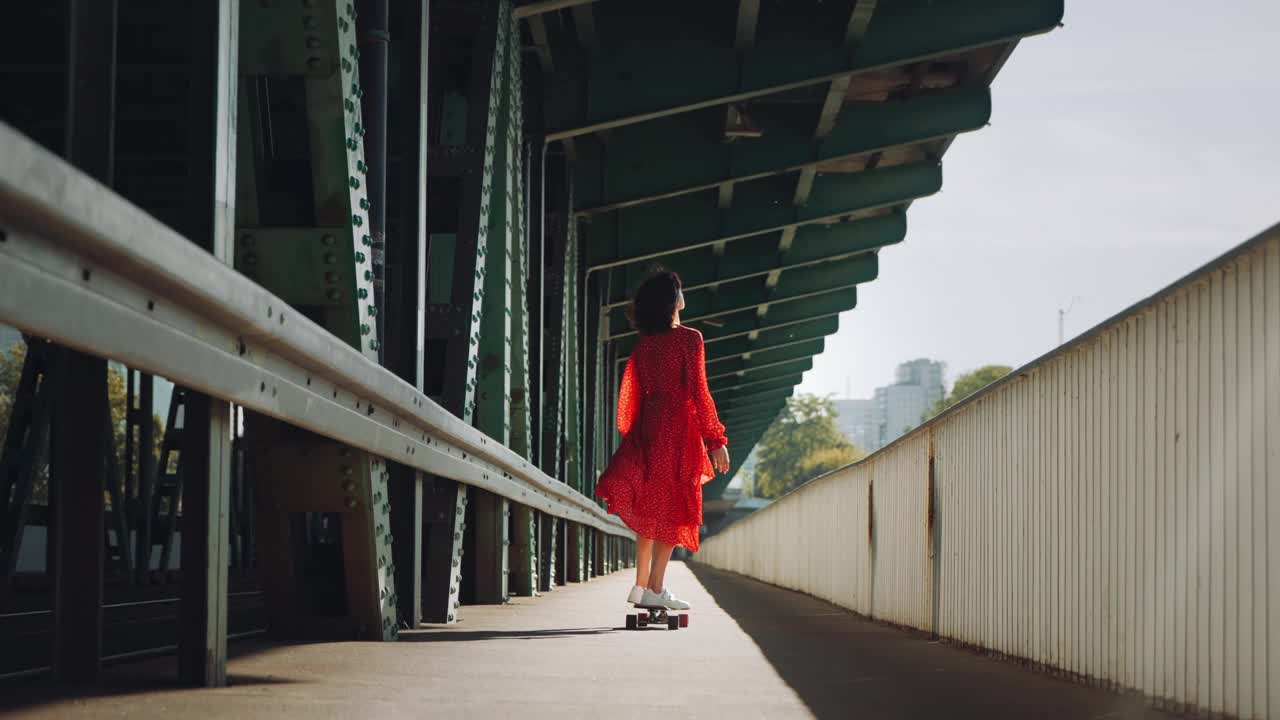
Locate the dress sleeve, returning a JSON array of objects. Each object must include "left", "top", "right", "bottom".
[
  {"left": 687, "top": 329, "right": 728, "bottom": 451},
  {"left": 616, "top": 354, "right": 640, "bottom": 436}
]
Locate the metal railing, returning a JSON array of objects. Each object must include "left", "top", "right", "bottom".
[
  {"left": 699, "top": 222, "right": 1280, "bottom": 718},
  {"left": 0, "top": 121, "right": 630, "bottom": 538}
]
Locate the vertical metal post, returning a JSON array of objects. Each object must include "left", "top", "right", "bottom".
[
  {"left": 178, "top": 0, "right": 238, "bottom": 686},
  {"left": 387, "top": 0, "right": 430, "bottom": 631},
  {"left": 50, "top": 0, "right": 117, "bottom": 683}
]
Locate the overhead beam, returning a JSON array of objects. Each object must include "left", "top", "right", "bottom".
[
  {"left": 608, "top": 257, "right": 868, "bottom": 341},
  {"left": 720, "top": 391, "right": 794, "bottom": 416},
  {"left": 712, "top": 374, "right": 804, "bottom": 402},
  {"left": 707, "top": 340, "right": 824, "bottom": 380},
  {"left": 610, "top": 287, "right": 856, "bottom": 358},
  {"left": 718, "top": 382, "right": 794, "bottom": 406},
  {"left": 544, "top": 0, "right": 1063, "bottom": 139},
  {"left": 605, "top": 215, "right": 898, "bottom": 308},
  {"left": 575, "top": 89, "right": 989, "bottom": 214},
  {"left": 705, "top": 317, "right": 839, "bottom": 365},
  {"left": 709, "top": 359, "right": 812, "bottom": 392},
  {"left": 723, "top": 402, "right": 787, "bottom": 422},
  {"left": 513, "top": 0, "right": 597, "bottom": 19},
  {"left": 587, "top": 161, "right": 940, "bottom": 270}
]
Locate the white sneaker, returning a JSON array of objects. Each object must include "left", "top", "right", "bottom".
[
  {"left": 637, "top": 588, "right": 666, "bottom": 608},
  {"left": 658, "top": 588, "right": 690, "bottom": 610},
  {"left": 626, "top": 585, "right": 645, "bottom": 604}
]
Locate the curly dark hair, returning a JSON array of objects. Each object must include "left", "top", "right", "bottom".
[{"left": 627, "top": 270, "right": 682, "bottom": 336}]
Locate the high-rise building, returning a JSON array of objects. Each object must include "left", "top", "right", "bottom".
[{"left": 833, "top": 359, "right": 945, "bottom": 453}]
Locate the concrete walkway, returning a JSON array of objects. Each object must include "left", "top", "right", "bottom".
[{"left": 0, "top": 562, "right": 1173, "bottom": 719}]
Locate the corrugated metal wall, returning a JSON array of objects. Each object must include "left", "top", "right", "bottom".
[{"left": 697, "top": 226, "right": 1280, "bottom": 718}]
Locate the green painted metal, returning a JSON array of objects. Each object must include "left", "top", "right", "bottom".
[
  {"left": 717, "top": 388, "right": 795, "bottom": 413},
  {"left": 544, "top": 0, "right": 1063, "bottom": 139},
  {"left": 235, "top": 227, "right": 358, "bottom": 309},
  {"left": 703, "top": 318, "right": 840, "bottom": 366},
  {"left": 711, "top": 371, "right": 798, "bottom": 399},
  {"left": 606, "top": 214, "right": 899, "bottom": 308},
  {"left": 587, "top": 162, "right": 940, "bottom": 270},
  {"left": 234, "top": 0, "right": 396, "bottom": 640},
  {"left": 472, "top": 2, "right": 515, "bottom": 605},
  {"left": 707, "top": 339, "right": 824, "bottom": 380},
  {"left": 708, "top": 359, "right": 812, "bottom": 391},
  {"left": 576, "top": 88, "right": 991, "bottom": 213},
  {"left": 609, "top": 257, "right": 870, "bottom": 340}
]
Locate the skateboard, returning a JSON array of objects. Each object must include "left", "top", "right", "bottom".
[{"left": 626, "top": 604, "right": 689, "bottom": 630}]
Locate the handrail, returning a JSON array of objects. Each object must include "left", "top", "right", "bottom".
[{"left": 0, "top": 121, "right": 629, "bottom": 537}]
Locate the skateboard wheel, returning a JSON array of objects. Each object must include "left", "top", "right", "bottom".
[
  {"left": 637, "top": 614, "right": 648, "bottom": 628},
  {"left": 679, "top": 614, "right": 689, "bottom": 628},
  {"left": 626, "top": 614, "right": 637, "bottom": 630},
  {"left": 668, "top": 615, "right": 679, "bottom": 630},
  {"left": 638, "top": 612, "right": 649, "bottom": 622}
]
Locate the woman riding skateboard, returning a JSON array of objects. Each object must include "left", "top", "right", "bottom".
[{"left": 595, "top": 270, "right": 730, "bottom": 612}]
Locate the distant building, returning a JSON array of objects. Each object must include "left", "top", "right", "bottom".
[
  {"left": 831, "top": 398, "right": 879, "bottom": 453},
  {"left": 834, "top": 359, "right": 945, "bottom": 453}
]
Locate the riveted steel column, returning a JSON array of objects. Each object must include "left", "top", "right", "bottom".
[
  {"left": 420, "top": 0, "right": 507, "bottom": 622},
  {"left": 237, "top": 0, "right": 397, "bottom": 641}
]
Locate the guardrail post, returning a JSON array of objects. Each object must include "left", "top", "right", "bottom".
[{"left": 177, "top": 0, "right": 238, "bottom": 686}]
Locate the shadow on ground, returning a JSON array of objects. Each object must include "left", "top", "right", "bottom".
[
  {"left": 399, "top": 627, "right": 616, "bottom": 642},
  {"left": 0, "top": 641, "right": 296, "bottom": 715},
  {"left": 687, "top": 562, "right": 1173, "bottom": 720}
]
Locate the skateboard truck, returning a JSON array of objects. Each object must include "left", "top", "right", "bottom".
[{"left": 626, "top": 605, "right": 689, "bottom": 630}]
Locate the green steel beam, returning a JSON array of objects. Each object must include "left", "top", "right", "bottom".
[
  {"left": 707, "top": 339, "right": 824, "bottom": 381},
  {"left": 717, "top": 388, "right": 795, "bottom": 414},
  {"left": 712, "top": 374, "right": 803, "bottom": 402},
  {"left": 604, "top": 215, "right": 897, "bottom": 309},
  {"left": 544, "top": 0, "right": 1063, "bottom": 140},
  {"left": 586, "top": 161, "right": 939, "bottom": 270},
  {"left": 576, "top": 88, "right": 990, "bottom": 214},
  {"left": 708, "top": 358, "right": 811, "bottom": 391},
  {"left": 704, "top": 316, "right": 839, "bottom": 364},
  {"left": 698, "top": 324, "right": 835, "bottom": 370},
  {"left": 608, "top": 256, "right": 868, "bottom": 341},
  {"left": 721, "top": 398, "right": 791, "bottom": 423}
]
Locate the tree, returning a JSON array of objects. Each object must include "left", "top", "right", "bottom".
[
  {"left": 0, "top": 340, "right": 164, "bottom": 505},
  {"left": 925, "top": 364, "right": 1013, "bottom": 420},
  {"left": 754, "top": 394, "right": 866, "bottom": 499}
]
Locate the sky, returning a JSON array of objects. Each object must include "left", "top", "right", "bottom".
[{"left": 799, "top": 0, "right": 1280, "bottom": 401}]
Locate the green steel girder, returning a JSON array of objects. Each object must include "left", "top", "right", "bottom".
[
  {"left": 720, "top": 393, "right": 793, "bottom": 419},
  {"left": 717, "top": 388, "right": 795, "bottom": 413},
  {"left": 586, "top": 161, "right": 939, "bottom": 271},
  {"left": 604, "top": 214, "right": 899, "bottom": 309},
  {"left": 704, "top": 316, "right": 839, "bottom": 365},
  {"left": 707, "top": 339, "right": 824, "bottom": 381},
  {"left": 720, "top": 402, "right": 794, "bottom": 427},
  {"left": 712, "top": 374, "right": 803, "bottom": 402},
  {"left": 608, "top": 256, "right": 870, "bottom": 340},
  {"left": 544, "top": 0, "right": 1063, "bottom": 139},
  {"left": 576, "top": 88, "right": 991, "bottom": 214},
  {"left": 708, "top": 358, "right": 811, "bottom": 391}
]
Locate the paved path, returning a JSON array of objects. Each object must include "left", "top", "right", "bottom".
[{"left": 1, "top": 562, "right": 1173, "bottom": 719}]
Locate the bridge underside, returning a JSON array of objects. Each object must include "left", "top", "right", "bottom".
[{"left": 0, "top": 0, "right": 1059, "bottom": 686}]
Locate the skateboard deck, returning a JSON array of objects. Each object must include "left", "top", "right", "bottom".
[{"left": 626, "top": 604, "right": 689, "bottom": 630}]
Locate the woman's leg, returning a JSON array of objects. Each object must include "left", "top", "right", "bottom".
[
  {"left": 634, "top": 536, "right": 654, "bottom": 589},
  {"left": 647, "top": 541, "right": 677, "bottom": 592}
]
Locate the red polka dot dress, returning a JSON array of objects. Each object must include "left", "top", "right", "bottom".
[{"left": 594, "top": 325, "right": 727, "bottom": 552}]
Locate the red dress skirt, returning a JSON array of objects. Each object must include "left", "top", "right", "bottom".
[{"left": 594, "top": 325, "right": 727, "bottom": 552}]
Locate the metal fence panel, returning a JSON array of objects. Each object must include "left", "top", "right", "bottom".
[{"left": 699, "top": 226, "right": 1280, "bottom": 718}]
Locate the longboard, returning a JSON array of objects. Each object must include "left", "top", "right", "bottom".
[{"left": 626, "top": 604, "right": 689, "bottom": 630}]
